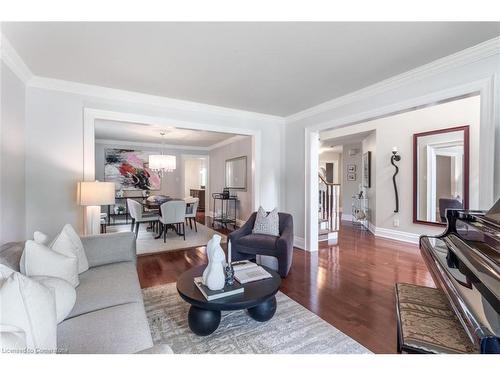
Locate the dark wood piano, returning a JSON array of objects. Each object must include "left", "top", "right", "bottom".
[{"left": 419, "top": 199, "right": 500, "bottom": 354}]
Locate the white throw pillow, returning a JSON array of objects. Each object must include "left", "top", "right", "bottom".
[
  {"left": 32, "top": 276, "right": 76, "bottom": 323},
  {"left": 33, "top": 231, "right": 51, "bottom": 246},
  {"left": 51, "top": 224, "right": 89, "bottom": 273},
  {"left": 252, "top": 206, "right": 280, "bottom": 236},
  {"left": 22, "top": 240, "right": 79, "bottom": 287},
  {"left": 0, "top": 324, "right": 27, "bottom": 353},
  {"left": 0, "top": 265, "right": 57, "bottom": 352}
]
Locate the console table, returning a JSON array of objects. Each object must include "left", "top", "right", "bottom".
[{"left": 211, "top": 193, "right": 238, "bottom": 229}]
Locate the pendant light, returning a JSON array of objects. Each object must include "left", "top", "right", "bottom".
[{"left": 149, "top": 131, "right": 176, "bottom": 176}]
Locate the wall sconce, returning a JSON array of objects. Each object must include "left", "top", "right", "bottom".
[{"left": 390, "top": 147, "right": 401, "bottom": 213}]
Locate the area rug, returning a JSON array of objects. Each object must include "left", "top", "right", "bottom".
[
  {"left": 107, "top": 223, "right": 226, "bottom": 255},
  {"left": 142, "top": 283, "right": 371, "bottom": 354}
]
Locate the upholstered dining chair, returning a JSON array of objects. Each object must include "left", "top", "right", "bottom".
[
  {"left": 127, "top": 198, "right": 160, "bottom": 238},
  {"left": 159, "top": 200, "right": 187, "bottom": 243},
  {"left": 184, "top": 197, "right": 200, "bottom": 232}
]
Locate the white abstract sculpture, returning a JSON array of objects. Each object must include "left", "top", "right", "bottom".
[{"left": 202, "top": 234, "right": 226, "bottom": 290}]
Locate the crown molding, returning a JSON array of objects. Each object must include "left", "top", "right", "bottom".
[
  {"left": 95, "top": 134, "right": 247, "bottom": 152},
  {"left": 206, "top": 134, "right": 248, "bottom": 150},
  {"left": 0, "top": 33, "right": 33, "bottom": 83},
  {"left": 27, "top": 76, "right": 284, "bottom": 124},
  {"left": 95, "top": 138, "right": 210, "bottom": 151},
  {"left": 286, "top": 36, "right": 500, "bottom": 124}
]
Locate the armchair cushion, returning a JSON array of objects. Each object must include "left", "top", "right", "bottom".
[{"left": 238, "top": 234, "right": 279, "bottom": 251}]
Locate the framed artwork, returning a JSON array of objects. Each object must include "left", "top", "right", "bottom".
[
  {"left": 362, "top": 151, "right": 371, "bottom": 188},
  {"left": 104, "top": 148, "right": 161, "bottom": 191},
  {"left": 347, "top": 164, "right": 356, "bottom": 173},
  {"left": 347, "top": 173, "right": 356, "bottom": 181}
]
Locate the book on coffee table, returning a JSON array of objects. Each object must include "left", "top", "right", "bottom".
[
  {"left": 233, "top": 262, "right": 272, "bottom": 284},
  {"left": 193, "top": 277, "right": 244, "bottom": 301}
]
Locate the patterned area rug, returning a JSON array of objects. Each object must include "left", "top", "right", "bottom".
[
  {"left": 107, "top": 223, "right": 226, "bottom": 255},
  {"left": 142, "top": 283, "right": 371, "bottom": 354}
]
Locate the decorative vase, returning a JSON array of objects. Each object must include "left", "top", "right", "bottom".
[{"left": 203, "top": 234, "right": 226, "bottom": 290}]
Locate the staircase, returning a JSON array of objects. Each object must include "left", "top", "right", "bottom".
[{"left": 318, "top": 174, "right": 340, "bottom": 241}]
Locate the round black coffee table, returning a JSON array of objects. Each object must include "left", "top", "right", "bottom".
[{"left": 176, "top": 265, "right": 281, "bottom": 336}]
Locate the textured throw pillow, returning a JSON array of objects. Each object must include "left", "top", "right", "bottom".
[
  {"left": 32, "top": 276, "right": 76, "bottom": 323},
  {"left": 33, "top": 231, "right": 51, "bottom": 246},
  {"left": 0, "top": 265, "right": 57, "bottom": 352},
  {"left": 22, "top": 240, "right": 79, "bottom": 287},
  {"left": 252, "top": 206, "right": 280, "bottom": 236},
  {"left": 51, "top": 224, "right": 89, "bottom": 274}
]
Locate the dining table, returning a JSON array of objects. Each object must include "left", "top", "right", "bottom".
[{"left": 141, "top": 196, "right": 194, "bottom": 240}]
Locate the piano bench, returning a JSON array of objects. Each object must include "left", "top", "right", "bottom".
[{"left": 395, "top": 283, "right": 477, "bottom": 354}]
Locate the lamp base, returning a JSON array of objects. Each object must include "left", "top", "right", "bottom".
[{"left": 84, "top": 205, "right": 101, "bottom": 235}]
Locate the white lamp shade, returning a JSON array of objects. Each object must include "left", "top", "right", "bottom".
[
  {"left": 149, "top": 154, "right": 176, "bottom": 171},
  {"left": 79, "top": 181, "right": 115, "bottom": 206}
]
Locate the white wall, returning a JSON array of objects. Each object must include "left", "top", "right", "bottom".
[
  {"left": 209, "top": 136, "right": 253, "bottom": 222},
  {"left": 286, "top": 49, "right": 500, "bottom": 242},
  {"left": 362, "top": 132, "right": 376, "bottom": 224},
  {"left": 0, "top": 62, "right": 25, "bottom": 243},
  {"left": 25, "top": 87, "right": 284, "bottom": 237},
  {"left": 94, "top": 141, "right": 207, "bottom": 200},
  {"left": 316, "top": 96, "right": 481, "bottom": 237}
]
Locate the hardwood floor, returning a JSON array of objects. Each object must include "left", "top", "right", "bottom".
[{"left": 136, "top": 218, "right": 434, "bottom": 354}]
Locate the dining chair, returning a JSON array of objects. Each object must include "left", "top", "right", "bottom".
[
  {"left": 127, "top": 198, "right": 160, "bottom": 239},
  {"left": 184, "top": 197, "right": 200, "bottom": 232},
  {"left": 159, "top": 200, "right": 187, "bottom": 243}
]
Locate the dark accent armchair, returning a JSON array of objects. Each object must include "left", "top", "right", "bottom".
[{"left": 229, "top": 212, "right": 294, "bottom": 277}]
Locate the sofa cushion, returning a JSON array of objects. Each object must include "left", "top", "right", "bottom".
[
  {"left": 32, "top": 276, "right": 76, "bottom": 324},
  {"left": 0, "top": 242, "right": 24, "bottom": 272},
  {"left": 51, "top": 224, "right": 89, "bottom": 274},
  {"left": 67, "top": 261, "right": 142, "bottom": 319},
  {"left": 22, "top": 240, "right": 79, "bottom": 287},
  {"left": 58, "top": 302, "right": 153, "bottom": 354},
  {"left": 238, "top": 233, "right": 279, "bottom": 251},
  {"left": 0, "top": 265, "right": 57, "bottom": 352}
]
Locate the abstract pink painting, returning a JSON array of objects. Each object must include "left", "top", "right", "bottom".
[{"left": 104, "top": 148, "right": 161, "bottom": 191}]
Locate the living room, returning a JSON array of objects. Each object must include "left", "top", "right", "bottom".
[{"left": 1, "top": 2, "right": 499, "bottom": 374}]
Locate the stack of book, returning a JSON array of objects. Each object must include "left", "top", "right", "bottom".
[
  {"left": 193, "top": 262, "right": 272, "bottom": 301},
  {"left": 193, "top": 277, "right": 243, "bottom": 301}
]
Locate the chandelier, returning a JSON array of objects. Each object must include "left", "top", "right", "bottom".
[{"left": 149, "top": 131, "right": 176, "bottom": 176}]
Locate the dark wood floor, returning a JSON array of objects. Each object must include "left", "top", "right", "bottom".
[{"left": 137, "top": 215, "right": 434, "bottom": 354}]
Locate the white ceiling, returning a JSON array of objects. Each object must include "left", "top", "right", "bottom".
[
  {"left": 3, "top": 22, "right": 500, "bottom": 116},
  {"left": 94, "top": 119, "right": 237, "bottom": 147}
]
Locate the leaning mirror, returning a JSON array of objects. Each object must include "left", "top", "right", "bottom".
[
  {"left": 413, "top": 126, "right": 469, "bottom": 225},
  {"left": 225, "top": 156, "right": 247, "bottom": 190}
]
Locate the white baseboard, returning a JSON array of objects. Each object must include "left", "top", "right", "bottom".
[
  {"left": 342, "top": 218, "right": 418, "bottom": 245},
  {"left": 294, "top": 236, "right": 306, "bottom": 249},
  {"left": 372, "top": 226, "right": 420, "bottom": 244},
  {"left": 341, "top": 214, "right": 353, "bottom": 222},
  {"left": 318, "top": 231, "right": 338, "bottom": 242}
]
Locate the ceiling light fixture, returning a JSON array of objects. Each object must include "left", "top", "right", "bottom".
[{"left": 149, "top": 131, "right": 176, "bottom": 176}]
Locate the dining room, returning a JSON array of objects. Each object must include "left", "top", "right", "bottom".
[{"left": 93, "top": 118, "right": 253, "bottom": 255}]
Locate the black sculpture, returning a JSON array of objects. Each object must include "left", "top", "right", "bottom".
[{"left": 391, "top": 149, "right": 401, "bottom": 213}]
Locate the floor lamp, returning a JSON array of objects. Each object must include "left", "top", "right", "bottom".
[{"left": 79, "top": 181, "right": 115, "bottom": 235}]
